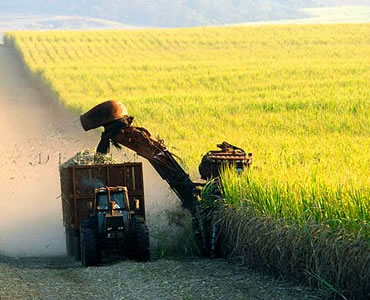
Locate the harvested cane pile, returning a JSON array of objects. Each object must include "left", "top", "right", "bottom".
[{"left": 59, "top": 149, "right": 124, "bottom": 168}]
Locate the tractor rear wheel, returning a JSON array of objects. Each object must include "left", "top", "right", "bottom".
[
  {"left": 135, "top": 221, "right": 150, "bottom": 262},
  {"left": 80, "top": 217, "right": 99, "bottom": 267},
  {"left": 125, "top": 230, "right": 136, "bottom": 260}
]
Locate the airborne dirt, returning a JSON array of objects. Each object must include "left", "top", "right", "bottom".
[
  {"left": 0, "top": 44, "right": 95, "bottom": 256},
  {"left": 0, "top": 42, "right": 318, "bottom": 299},
  {"left": 0, "top": 42, "right": 185, "bottom": 257}
]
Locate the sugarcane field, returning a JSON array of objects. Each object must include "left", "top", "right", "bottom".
[{"left": 0, "top": 2, "right": 369, "bottom": 300}]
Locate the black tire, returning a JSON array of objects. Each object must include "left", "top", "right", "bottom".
[
  {"left": 65, "top": 230, "right": 74, "bottom": 257},
  {"left": 74, "top": 234, "right": 81, "bottom": 261},
  {"left": 125, "top": 216, "right": 137, "bottom": 259},
  {"left": 135, "top": 222, "right": 150, "bottom": 262},
  {"left": 80, "top": 217, "right": 99, "bottom": 267},
  {"left": 125, "top": 230, "right": 136, "bottom": 260}
]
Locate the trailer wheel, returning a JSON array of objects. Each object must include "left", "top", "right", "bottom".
[
  {"left": 80, "top": 218, "right": 98, "bottom": 267},
  {"left": 135, "top": 222, "right": 150, "bottom": 262},
  {"left": 65, "top": 230, "right": 74, "bottom": 257}
]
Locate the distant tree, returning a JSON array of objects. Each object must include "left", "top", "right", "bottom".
[{"left": 0, "top": 0, "right": 320, "bottom": 27}]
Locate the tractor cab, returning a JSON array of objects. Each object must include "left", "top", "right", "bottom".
[
  {"left": 94, "top": 186, "right": 131, "bottom": 215},
  {"left": 93, "top": 186, "right": 132, "bottom": 240},
  {"left": 80, "top": 185, "right": 150, "bottom": 266}
]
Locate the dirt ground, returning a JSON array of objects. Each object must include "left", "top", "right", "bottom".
[
  {"left": 0, "top": 256, "right": 319, "bottom": 300},
  {"left": 0, "top": 41, "right": 319, "bottom": 299}
]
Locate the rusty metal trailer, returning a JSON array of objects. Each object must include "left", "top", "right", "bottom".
[{"left": 59, "top": 162, "right": 145, "bottom": 259}]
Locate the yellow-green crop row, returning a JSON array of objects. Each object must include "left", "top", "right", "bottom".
[{"left": 5, "top": 24, "right": 369, "bottom": 229}]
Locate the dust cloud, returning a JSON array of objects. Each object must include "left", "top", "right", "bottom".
[
  {"left": 0, "top": 43, "right": 97, "bottom": 257},
  {"left": 0, "top": 43, "right": 186, "bottom": 257},
  {"left": 119, "top": 150, "right": 192, "bottom": 249}
]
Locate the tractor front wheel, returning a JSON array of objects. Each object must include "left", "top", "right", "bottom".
[
  {"left": 80, "top": 217, "right": 99, "bottom": 267},
  {"left": 135, "top": 222, "right": 150, "bottom": 262}
]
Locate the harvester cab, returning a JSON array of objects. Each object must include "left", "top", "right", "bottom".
[
  {"left": 199, "top": 142, "right": 252, "bottom": 180},
  {"left": 80, "top": 185, "right": 150, "bottom": 267}
]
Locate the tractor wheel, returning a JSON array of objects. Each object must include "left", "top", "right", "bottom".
[
  {"left": 125, "top": 216, "right": 137, "bottom": 259},
  {"left": 135, "top": 222, "right": 150, "bottom": 262},
  {"left": 80, "top": 217, "right": 99, "bottom": 267},
  {"left": 125, "top": 231, "right": 136, "bottom": 260}
]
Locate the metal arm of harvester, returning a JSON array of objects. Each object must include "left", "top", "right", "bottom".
[
  {"left": 80, "top": 100, "right": 252, "bottom": 216},
  {"left": 108, "top": 122, "right": 198, "bottom": 213},
  {"left": 80, "top": 101, "right": 199, "bottom": 214}
]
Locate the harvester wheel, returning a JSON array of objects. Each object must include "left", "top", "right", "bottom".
[
  {"left": 80, "top": 217, "right": 99, "bottom": 267},
  {"left": 135, "top": 222, "right": 150, "bottom": 262}
]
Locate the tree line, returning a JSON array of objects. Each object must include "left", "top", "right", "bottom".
[{"left": 0, "top": 0, "right": 319, "bottom": 27}]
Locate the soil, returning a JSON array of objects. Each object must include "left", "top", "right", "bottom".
[
  {"left": 0, "top": 41, "right": 319, "bottom": 299},
  {"left": 0, "top": 256, "right": 319, "bottom": 300}
]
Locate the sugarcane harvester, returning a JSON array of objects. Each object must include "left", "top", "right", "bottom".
[{"left": 80, "top": 100, "right": 252, "bottom": 254}]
